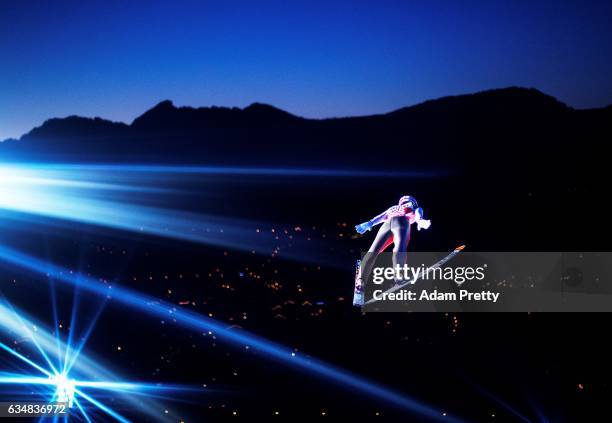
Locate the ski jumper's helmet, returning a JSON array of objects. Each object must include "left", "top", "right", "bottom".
[{"left": 399, "top": 195, "right": 418, "bottom": 210}]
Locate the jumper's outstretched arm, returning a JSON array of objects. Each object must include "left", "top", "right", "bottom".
[{"left": 355, "top": 210, "right": 387, "bottom": 234}]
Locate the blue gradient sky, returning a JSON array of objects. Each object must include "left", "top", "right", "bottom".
[{"left": 1, "top": 0, "right": 611, "bottom": 139}]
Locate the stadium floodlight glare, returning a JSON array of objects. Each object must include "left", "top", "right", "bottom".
[
  {"left": 0, "top": 300, "right": 194, "bottom": 422},
  {"left": 52, "top": 373, "right": 75, "bottom": 407}
]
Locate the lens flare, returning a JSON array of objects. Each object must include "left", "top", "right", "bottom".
[{"left": 0, "top": 300, "right": 195, "bottom": 422}]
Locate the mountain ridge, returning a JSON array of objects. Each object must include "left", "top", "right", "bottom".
[
  {"left": 2, "top": 87, "right": 585, "bottom": 143},
  {"left": 1, "top": 86, "right": 608, "bottom": 184}
]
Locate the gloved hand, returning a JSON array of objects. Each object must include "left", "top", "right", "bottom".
[
  {"left": 414, "top": 207, "right": 430, "bottom": 231},
  {"left": 355, "top": 221, "right": 373, "bottom": 234},
  {"left": 416, "top": 218, "right": 431, "bottom": 231}
]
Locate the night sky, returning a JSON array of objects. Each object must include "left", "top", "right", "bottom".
[{"left": 1, "top": 0, "right": 611, "bottom": 140}]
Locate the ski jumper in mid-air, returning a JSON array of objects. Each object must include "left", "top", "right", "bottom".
[{"left": 355, "top": 195, "right": 431, "bottom": 285}]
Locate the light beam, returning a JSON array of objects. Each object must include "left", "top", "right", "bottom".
[{"left": 0, "top": 242, "right": 462, "bottom": 422}]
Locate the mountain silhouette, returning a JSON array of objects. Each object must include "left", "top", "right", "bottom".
[
  {"left": 130, "top": 100, "right": 301, "bottom": 132},
  {"left": 1, "top": 87, "right": 608, "bottom": 186}
]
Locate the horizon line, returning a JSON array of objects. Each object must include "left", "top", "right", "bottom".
[{"left": 3, "top": 85, "right": 611, "bottom": 142}]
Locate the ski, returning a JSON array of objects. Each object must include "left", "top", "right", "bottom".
[
  {"left": 363, "top": 245, "right": 466, "bottom": 306},
  {"left": 352, "top": 259, "right": 363, "bottom": 306}
]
